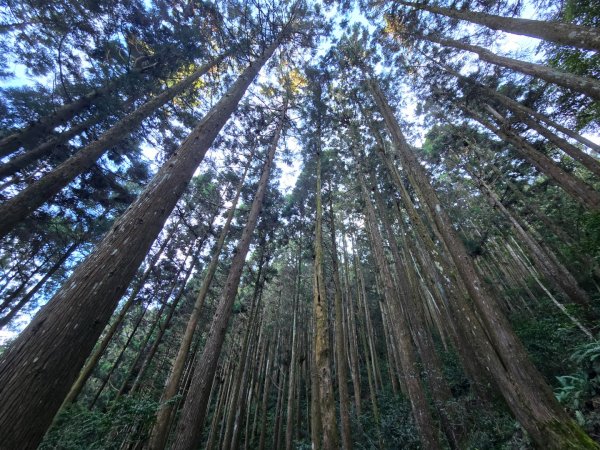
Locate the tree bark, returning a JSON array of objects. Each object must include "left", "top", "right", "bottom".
[
  {"left": 0, "top": 53, "right": 227, "bottom": 239},
  {"left": 353, "top": 143, "right": 441, "bottom": 449},
  {"left": 0, "top": 43, "right": 275, "bottom": 450},
  {"left": 367, "top": 75, "right": 599, "bottom": 449},
  {"left": 312, "top": 149, "right": 339, "bottom": 450},
  {"left": 471, "top": 169, "right": 593, "bottom": 313},
  {"left": 397, "top": 0, "right": 600, "bottom": 51},
  {"left": 422, "top": 33, "right": 600, "bottom": 100},
  {"left": 444, "top": 67, "right": 600, "bottom": 155},
  {"left": 327, "top": 194, "right": 353, "bottom": 450},
  {"left": 60, "top": 228, "right": 173, "bottom": 407},
  {"left": 222, "top": 255, "right": 265, "bottom": 450},
  {"left": 285, "top": 244, "right": 302, "bottom": 450},
  {"left": 0, "top": 115, "right": 100, "bottom": 181},
  {"left": 0, "top": 241, "right": 78, "bottom": 328},
  {"left": 464, "top": 104, "right": 600, "bottom": 210},
  {"left": 170, "top": 95, "right": 286, "bottom": 450},
  {"left": 0, "top": 84, "right": 112, "bottom": 158},
  {"left": 146, "top": 163, "right": 249, "bottom": 450}
]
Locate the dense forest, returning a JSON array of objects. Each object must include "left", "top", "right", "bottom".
[{"left": 0, "top": 0, "right": 599, "bottom": 448}]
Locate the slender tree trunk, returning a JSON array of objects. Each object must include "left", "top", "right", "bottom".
[
  {"left": 0, "top": 115, "right": 100, "bottom": 181},
  {"left": 0, "top": 241, "right": 78, "bottom": 327},
  {"left": 171, "top": 96, "right": 287, "bottom": 450},
  {"left": 61, "top": 229, "right": 173, "bottom": 407},
  {"left": 285, "top": 245, "right": 302, "bottom": 450},
  {"left": 327, "top": 194, "right": 353, "bottom": 450},
  {"left": 0, "top": 82, "right": 115, "bottom": 158},
  {"left": 0, "top": 43, "right": 276, "bottom": 450},
  {"left": 341, "top": 231, "right": 362, "bottom": 416},
  {"left": 397, "top": 0, "right": 600, "bottom": 51},
  {"left": 222, "top": 257, "right": 265, "bottom": 450},
  {"left": 422, "top": 33, "right": 600, "bottom": 100},
  {"left": 464, "top": 104, "right": 600, "bottom": 210},
  {"left": 89, "top": 299, "right": 152, "bottom": 409},
  {"left": 206, "top": 365, "right": 230, "bottom": 450},
  {"left": 353, "top": 144, "right": 441, "bottom": 449},
  {"left": 0, "top": 53, "right": 228, "bottom": 239},
  {"left": 258, "top": 333, "right": 276, "bottom": 450},
  {"left": 147, "top": 165, "right": 248, "bottom": 450},
  {"left": 126, "top": 254, "right": 200, "bottom": 397},
  {"left": 370, "top": 176, "right": 460, "bottom": 449},
  {"left": 367, "top": 75, "right": 599, "bottom": 449},
  {"left": 517, "top": 114, "right": 600, "bottom": 177},
  {"left": 272, "top": 367, "right": 287, "bottom": 450},
  {"left": 309, "top": 318, "right": 322, "bottom": 450},
  {"left": 312, "top": 149, "right": 339, "bottom": 450},
  {"left": 472, "top": 171, "right": 593, "bottom": 312},
  {"left": 442, "top": 66, "right": 600, "bottom": 155}
]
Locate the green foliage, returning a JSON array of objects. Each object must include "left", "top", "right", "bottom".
[
  {"left": 40, "top": 395, "right": 160, "bottom": 449},
  {"left": 555, "top": 341, "right": 600, "bottom": 436}
]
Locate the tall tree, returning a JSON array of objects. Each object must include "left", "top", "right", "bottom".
[
  {"left": 171, "top": 91, "right": 288, "bottom": 450},
  {"left": 0, "top": 35, "right": 283, "bottom": 450}
]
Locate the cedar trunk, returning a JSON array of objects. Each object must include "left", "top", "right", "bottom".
[{"left": 0, "top": 44, "right": 275, "bottom": 450}]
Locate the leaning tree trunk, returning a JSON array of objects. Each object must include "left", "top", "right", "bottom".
[
  {"left": 396, "top": 0, "right": 600, "bottom": 51},
  {"left": 0, "top": 82, "right": 116, "bottom": 158},
  {"left": 0, "top": 241, "right": 78, "bottom": 328},
  {"left": 0, "top": 41, "right": 278, "bottom": 450},
  {"left": 441, "top": 66, "right": 600, "bottom": 155},
  {"left": 470, "top": 168, "right": 593, "bottom": 313},
  {"left": 421, "top": 33, "right": 600, "bottom": 101},
  {"left": 222, "top": 257, "right": 265, "bottom": 450},
  {"left": 514, "top": 114, "right": 600, "bottom": 177},
  {"left": 170, "top": 95, "right": 287, "bottom": 450},
  {"left": 353, "top": 142, "right": 441, "bottom": 450},
  {"left": 0, "top": 115, "right": 101, "bottom": 181},
  {"left": 0, "top": 52, "right": 228, "bottom": 239},
  {"left": 366, "top": 75, "right": 599, "bottom": 449},
  {"left": 60, "top": 227, "right": 174, "bottom": 408},
  {"left": 463, "top": 104, "right": 600, "bottom": 210},
  {"left": 285, "top": 245, "right": 302, "bottom": 450},
  {"left": 146, "top": 160, "right": 250, "bottom": 450}
]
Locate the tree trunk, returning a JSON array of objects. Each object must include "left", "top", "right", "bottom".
[
  {"left": 285, "top": 244, "right": 302, "bottom": 450},
  {"left": 472, "top": 170, "right": 593, "bottom": 313},
  {"left": 222, "top": 256, "right": 265, "bottom": 450},
  {"left": 0, "top": 53, "right": 227, "bottom": 238},
  {"left": 0, "top": 84, "right": 112, "bottom": 158},
  {"left": 0, "top": 241, "right": 78, "bottom": 328},
  {"left": 146, "top": 163, "right": 249, "bottom": 450},
  {"left": 0, "top": 43, "right": 275, "bottom": 450},
  {"left": 370, "top": 176, "right": 460, "bottom": 449},
  {"left": 422, "top": 33, "right": 600, "bottom": 100},
  {"left": 464, "top": 104, "right": 600, "bottom": 210},
  {"left": 170, "top": 95, "right": 286, "bottom": 450},
  {"left": 60, "top": 228, "right": 173, "bottom": 407},
  {"left": 353, "top": 143, "right": 441, "bottom": 449},
  {"left": 258, "top": 333, "right": 276, "bottom": 450},
  {"left": 443, "top": 67, "right": 600, "bottom": 155},
  {"left": 367, "top": 75, "right": 599, "bottom": 449},
  {"left": 341, "top": 230, "right": 362, "bottom": 417},
  {"left": 0, "top": 115, "right": 100, "bottom": 181},
  {"left": 327, "top": 195, "right": 353, "bottom": 450},
  {"left": 397, "top": 0, "right": 600, "bottom": 51},
  {"left": 517, "top": 114, "right": 600, "bottom": 177},
  {"left": 312, "top": 149, "right": 339, "bottom": 450}
]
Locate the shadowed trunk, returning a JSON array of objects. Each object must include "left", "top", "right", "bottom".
[
  {"left": 397, "top": 1, "right": 600, "bottom": 51},
  {"left": 0, "top": 43, "right": 275, "bottom": 450},
  {"left": 170, "top": 95, "right": 286, "bottom": 450}
]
